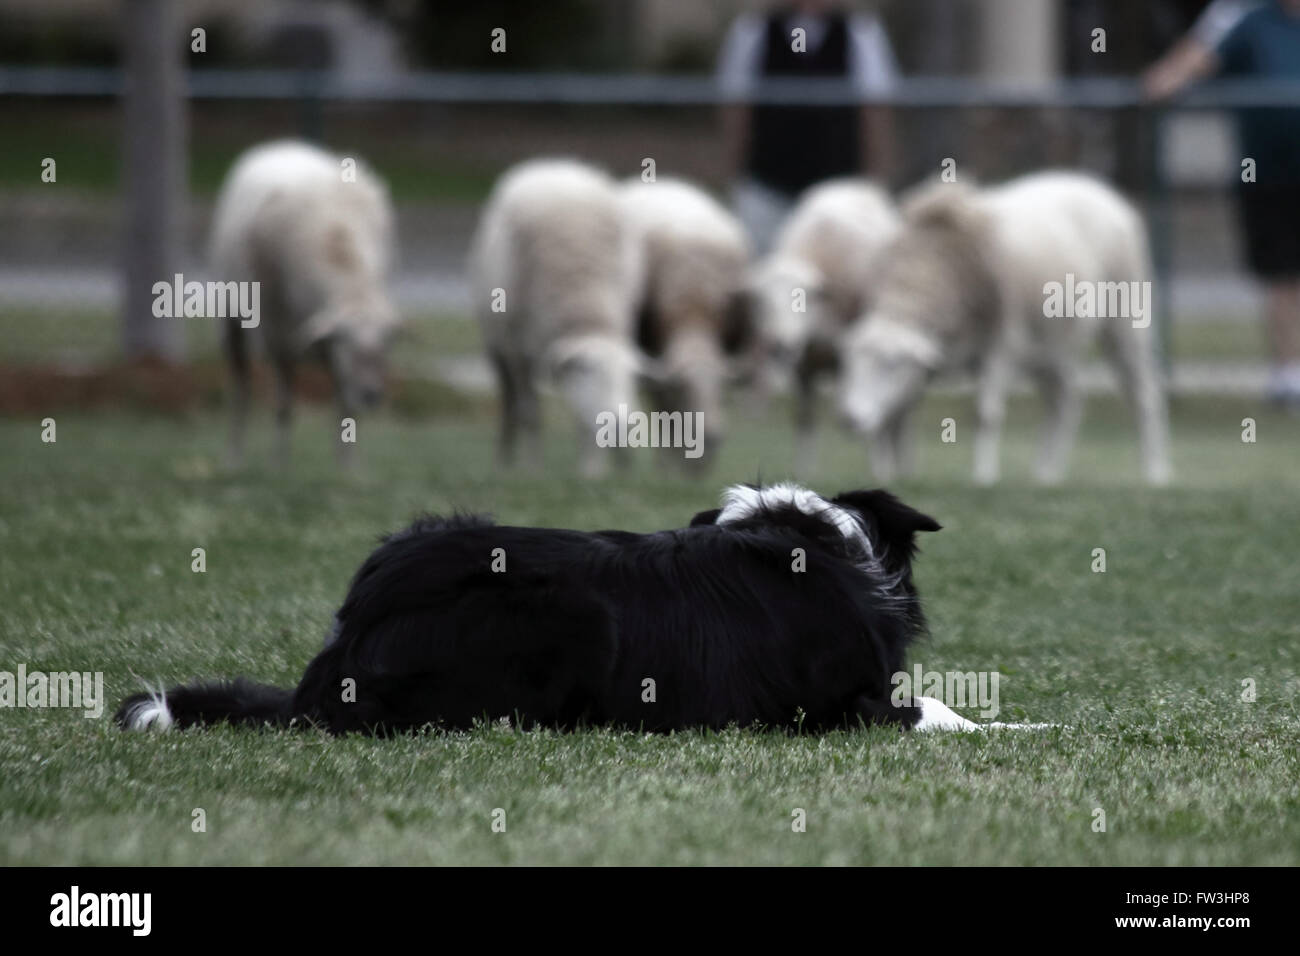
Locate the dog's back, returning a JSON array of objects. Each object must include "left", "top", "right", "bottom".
[{"left": 291, "top": 486, "right": 937, "bottom": 734}]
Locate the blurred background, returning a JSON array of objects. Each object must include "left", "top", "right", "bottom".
[{"left": 0, "top": 0, "right": 1289, "bottom": 413}]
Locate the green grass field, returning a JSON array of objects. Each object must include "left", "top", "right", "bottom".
[
  {"left": 1, "top": 390, "right": 1298, "bottom": 865},
  {"left": 0, "top": 307, "right": 1275, "bottom": 369}
]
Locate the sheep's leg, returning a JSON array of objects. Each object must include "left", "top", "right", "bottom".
[
  {"left": 869, "top": 429, "right": 899, "bottom": 483},
  {"left": 1102, "top": 325, "right": 1171, "bottom": 486},
  {"left": 336, "top": 394, "right": 357, "bottom": 471},
  {"left": 867, "top": 391, "right": 914, "bottom": 484},
  {"left": 272, "top": 355, "right": 295, "bottom": 471},
  {"left": 1031, "top": 363, "right": 1082, "bottom": 485},
  {"left": 490, "top": 350, "right": 519, "bottom": 466},
  {"left": 576, "top": 375, "right": 611, "bottom": 479},
  {"left": 578, "top": 425, "right": 610, "bottom": 479},
  {"left": 224, "top": 320, "right": 251, "bottom": 468},
  {"left": 793, "top": 366, "right": 818, "bottom": 476},
  {"left": 646, "top": 382, "right": 674, "bottom": 473},
  {"left": 973, "top": 351, "right": 1012, "bottom": 486},
  {"left": 323, "top": 359, "right": 357, "bottom": 472},
  {"left": 744, "top": 363, "right": 776, "bottom": 419},
  {"left": 515, "top": 360, "right": 543, "bottom": 470},
  {"left": 887, "top": 405, "right": 917, "bottom": 477}
]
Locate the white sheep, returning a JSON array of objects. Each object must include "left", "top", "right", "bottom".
[
  {"left": 747, "top": 179, "right": 899, "bottom": 454},
  {"left": 839, "top": 171, "right": 1171, "bottom": 485},
  {"left": 470, "top": 158, "right": 643, "bottom": 478},
  {"left": 210, "top": 139, "right": 399, "bottom": 468},
  {"left": 619, "top": 176, "right": 751, "bottom": 466}
]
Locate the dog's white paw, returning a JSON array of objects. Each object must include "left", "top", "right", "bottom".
[{"left": 912, "top": 696, "right": 981, "bottom": 731}]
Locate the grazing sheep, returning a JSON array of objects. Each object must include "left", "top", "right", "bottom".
[
  {"left": 840, "top": 171, "right": 1171, "bottom": 485},
  {"left": 747, "top": 179, "right": 900, "bottom": 456},
  {"left": 211, "top": 139, "right": 399, "bottom": 468},
  {"left": 620, "top": 177, "right": 751, "bottom": 466},
  {"left": 470, "top": 158, "right": 643, "bottom": 478}
]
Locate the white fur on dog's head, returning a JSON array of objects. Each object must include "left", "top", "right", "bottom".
[
  {"left": 704, "top": 483, "right": 942, "bottom": 605},
  {"left": 716, "top": 482, "right": 873, "bottom": 557}
]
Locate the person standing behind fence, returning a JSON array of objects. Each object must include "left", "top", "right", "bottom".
[
  {"left": 1145, "top": 0, "right": 1300, "bottom": 407},
  {"left": 717, "top": 0, "right": 899, "bottom": 254}
]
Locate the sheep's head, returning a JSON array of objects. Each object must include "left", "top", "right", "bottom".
[
  {"left": 548, "top": 335, "right": 642, "bottom": 437},
  {"left": 838, "top": 316, "right": 943, "bottom": 435},
  {"left": 300, "top": 296, "right": 402, "bottom": 411},
  {"left": 746, "top": 257, "right": 827, "bottom": 388}
]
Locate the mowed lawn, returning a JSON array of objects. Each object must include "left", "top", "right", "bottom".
[{"left": 0, "top": 391, "right": 1297, "bottom": 865}]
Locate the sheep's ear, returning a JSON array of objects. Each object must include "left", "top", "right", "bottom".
[{"left": 298, "top": 310, "right": 341, "bottom": 350}]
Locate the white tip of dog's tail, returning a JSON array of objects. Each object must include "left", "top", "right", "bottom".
[
  {"left": 911, "top": 696, "right": 1056, "bottom": 732},
  {"left": 120, "top": 685, "right": 174, "bottom": 732}
]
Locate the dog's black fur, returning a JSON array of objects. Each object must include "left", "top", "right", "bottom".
[{"left": 116, "top": 487, "right": 940, "bottom": 735}]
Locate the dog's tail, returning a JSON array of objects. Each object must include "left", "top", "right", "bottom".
[{"left": 115, "top": 678, "right": 296, "bottom": 731}]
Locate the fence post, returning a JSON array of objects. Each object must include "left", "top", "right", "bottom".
[
  {"left": 1145, "top": 104, "right": 1174, "bottom": 374},
  {"left": 120, "top": 0, "right": 188, "bottom": 361}
]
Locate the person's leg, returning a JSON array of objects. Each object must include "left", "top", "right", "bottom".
[
  {"left": 1240, "top": 180, "right": 1300, "bottom": 403},
  {"left": 730, "top": 176, "right": 793, "bottom": 256},
  {"left": 1265, "top": 279, "right": 1300, "bottom": 403}
]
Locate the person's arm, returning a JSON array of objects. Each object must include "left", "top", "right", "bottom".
[
  {"left": 716, "top": 15, "right": 764, "bottom": 179},
  {"left": 848, "top": 14, "right": 899, "bottom": 184},
  {"left": 721, "top": 104, "right": 752, "bottom": 178},
  {"left": 1142, "top": 37, "right": 1220, "bottom": 100},
  {"left": 860, "top": 106, "right": 895, "bottom": 184}
]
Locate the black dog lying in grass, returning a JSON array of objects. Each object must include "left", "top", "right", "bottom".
[{"left": 118, "top": 483, "right": 973, "bottom": 735}]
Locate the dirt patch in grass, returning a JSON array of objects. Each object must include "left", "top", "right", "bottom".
[{"left": 0, "top": 357, "right": 487, "bottom": 419}]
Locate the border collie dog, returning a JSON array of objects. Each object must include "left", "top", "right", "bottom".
[{"left": 118, "top": 483, "right": 968, "bottom": 736}]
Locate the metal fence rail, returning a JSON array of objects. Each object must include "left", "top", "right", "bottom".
[{"left": 2, "top": 67, "right": 1300, "bottom": 109}]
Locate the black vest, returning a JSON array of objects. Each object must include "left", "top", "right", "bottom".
[{"left": 746, "top": 11, "right": 862, "bottom": 197}]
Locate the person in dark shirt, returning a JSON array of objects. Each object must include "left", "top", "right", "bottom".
[
  {"left": 1146, "top": 0, "right": 1300, "bottom": 405},
  {"left": 717, "top": 1, "right": 899, "bottom": 253}
]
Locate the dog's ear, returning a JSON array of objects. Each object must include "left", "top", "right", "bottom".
[
  {"left": 689, "top": 508, "right": 722, "bottom": 527},
  {"left": 833, "top": 490, "right": 941, "bottom": 554},
  {"left": 834, "top": 490, "right": 941, "bottom": 533}
]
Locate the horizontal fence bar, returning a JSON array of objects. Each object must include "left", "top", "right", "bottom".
[{"left": 2, "top": 67, "right": 1300, "bottom": 109}]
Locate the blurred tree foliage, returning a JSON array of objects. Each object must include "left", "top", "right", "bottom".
[
  {"left": 0, "top": 0, "right": 627, "bottom": 71},
  {"left": 0, "top": 15, "right": 264, "bottom": 68},
  {"left": 0, "top": 19, "right": 117, "bottom": 65},
  {"left": 358, "top": 0, "right": 630, "bottom": 71}
]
